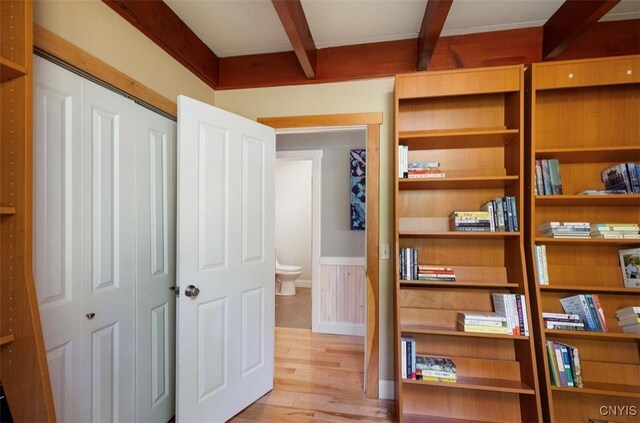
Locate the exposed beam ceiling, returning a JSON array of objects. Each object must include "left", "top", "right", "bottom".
[
  {"left": 417, "top": 0, "right": 453, "bottom": 71},
  {"left": 271, "top": 0, "right": 317, "bottom": 79},
  {"left": 103, "top": 0, "right": 219, "bottom": 88},
  {"left": 543, "top": 0, "right": 621, "bottom": 60}
]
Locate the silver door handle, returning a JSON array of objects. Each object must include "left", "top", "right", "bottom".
[{"left": 185, "top": 285, "right": 200, "bottom": 298}]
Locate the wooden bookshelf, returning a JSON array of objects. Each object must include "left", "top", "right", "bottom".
[
  {"left": 394, "top": 65, "right": 542, "bottom": 423},
  {"left": 525, "top": 55, "right": 640, "bottom": 423},
  {"left": 0, "top": 1, "right": 55, "bottom": 421}
]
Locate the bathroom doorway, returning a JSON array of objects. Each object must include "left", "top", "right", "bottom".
[{"left": 260, "top": 113, "right": 382, "bottom": 398}]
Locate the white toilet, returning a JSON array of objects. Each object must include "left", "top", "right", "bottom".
[{"left": 275, "top": 258, "right": 302, "bottom": 296}]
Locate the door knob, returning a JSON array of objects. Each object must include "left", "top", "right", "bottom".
[
  {"left": 86, "top": 313, "right": 96, "bottom": 319},
  {"left": 185, "top": 285, "right": 200, "bottom": 298}
]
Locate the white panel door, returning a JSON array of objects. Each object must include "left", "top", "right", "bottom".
[
  {"left": 80, "top": 80, "right": 136, "bottom": 423},
  {"left": 33, "top": 56, "right": 83, "bottom": 423},
  {"left": 135, "top": 107, "right": 176, "bottom": 422},
  {"left": 176, "top": 95, "right": 275, "bottom": 422}
]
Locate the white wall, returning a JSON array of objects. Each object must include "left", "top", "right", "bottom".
[
  {"left": 275, "top": 159, "right": 312, "bottom": 281},
  {"left": 215, "top": 79, "right": 395, "bottom": 383},
  {"left": 34, "top": 0, "right": 216, "bottom": 106}
]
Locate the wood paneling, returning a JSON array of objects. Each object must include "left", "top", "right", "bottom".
[{"left": 319, "top": 263, "right": 366, "bottom": 327}]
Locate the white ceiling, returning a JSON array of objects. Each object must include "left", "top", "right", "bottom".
[{"left": 164, "top": 0, "right": 640, "bottom": 58}]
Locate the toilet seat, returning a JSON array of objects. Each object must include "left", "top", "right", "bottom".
[{"left": 276, "top": 264, "right": 302, "bottom": 273}]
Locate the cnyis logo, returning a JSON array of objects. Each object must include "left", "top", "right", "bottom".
[{"left": 600, "top": 405, "right": 638, "bottom": 416}]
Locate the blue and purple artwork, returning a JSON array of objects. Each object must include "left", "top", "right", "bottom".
[{"left": 350, "top": 149, "right": 366, "bottom": 230}]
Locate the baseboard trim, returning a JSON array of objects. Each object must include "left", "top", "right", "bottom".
[
  {"left": 314, "top": 322, "right": 365, "bottom": 337},
  {"left": 295, "top": 279, "right": 311, "bottom": 288},
  {"left": 378, "top": 380, "right": 395, "bottom": 400}
]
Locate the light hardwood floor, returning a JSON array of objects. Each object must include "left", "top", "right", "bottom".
[{"left": 230, "top": 327, "right": 395, "bottom": 422}]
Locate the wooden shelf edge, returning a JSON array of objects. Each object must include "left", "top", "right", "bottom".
[
  {"left": 544, "top": 329, "right": 639, "bottom": 341},
  {"left": 401, "top": 325, "right": 530, "bottom": 340},
  {"left": 0, "top": 206, "right": 17, "bottom": 215},
  {"left": 401, "top": 231, "right": 520, "bottom": 238},
  {"left": 536, "top": 146, "right": 640, "bottom": 164},
  {"left": 550, "top": 385, "right": 640, "bottom": 399},
  {"left": 535, "top": 237, "right": 640, "bottom": 245},
  {"left": 401, "top": 281, "right": 519, "bottom": 289},
  {"left": 399, "top": 127, "right": 516, "bottom": 138},
  {"left": 403, "top": 413, "right": 491, "bottom": 423},
  {"left": 535, "top": 194, "right": 640, "bottom": 207},
  {"left": 0, "top": 57, "right": 27, "bottom": 82},
  {"left": 403, "top": 375, "right": 535, "bottom": 395},
  {"left": 0, "top": 334, "right": 15, "bottom": 346},
  {"left": 399, "top": 176, "right": 519, "bottom": 190},
  {"left": 539, "top": 285, "right": 639, "bottom": 294}
]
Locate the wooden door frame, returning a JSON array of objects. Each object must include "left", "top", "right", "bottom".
[{"left": 258, "top": 114, "right": 382, "bottom": 399}]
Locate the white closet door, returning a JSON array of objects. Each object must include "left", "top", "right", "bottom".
[
  {"left": 135, "top": 106, "right": 176, "bottom": 422},
  {"left": 33, "top": 56, "right": 83, "bottom": 423},
  {"left": 79, "top": 79, "right": 137, "bottom": 423}
]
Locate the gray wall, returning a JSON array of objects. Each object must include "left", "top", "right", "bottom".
[{"left": 277, "top": 130, "right": 366, "bottom": 257}]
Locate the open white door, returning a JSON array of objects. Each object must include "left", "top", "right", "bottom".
[{"left": 176, "top": 95, "right": 275, "bottom": 422}]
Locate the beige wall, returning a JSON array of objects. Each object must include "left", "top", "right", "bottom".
[
  {"left": 216, "top": 80, "right": 396, "bottom": 382},
  {"left": 35, "top": 0, "right": 396, "bottom": 384},
  {"left": 34, "top": 0, "right": 216, "bottom": 106}
]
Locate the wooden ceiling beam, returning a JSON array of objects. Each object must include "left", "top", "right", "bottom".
[
  {"left": 417, "top": 0, "right": 453, "bottom": 71},
  {"left": 102, "top": 0, "right": 219, "bottom": 88},
  {"left": 271, "top": 0, "right": 317, "bottom": 78},
  {"left": 543, "top": 0, "right": 620, "bottom": 60}
]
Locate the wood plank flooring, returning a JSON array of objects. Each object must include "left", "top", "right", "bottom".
[{"left": 230, "top": 327, "right": 395, "bottom": 422}]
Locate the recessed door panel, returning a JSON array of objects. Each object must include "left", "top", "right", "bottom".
[
  {"left": 150, "top": 130, "right": 168, "bottom": 277},
  {"left": 242, "top": 287, "right": 264, "bottom": 375},
  {"left": 46, "top": 342, "right": 73, "bottom": 423},
  {"left": 91, "top": 323, "right": 119, "bottom": 423},
  {"left": 198, "top": 297, "right": 227, "bottom": 399},
  {"left": 242, "top": 136, "right": 265, "bottom": 264},
  {"left": 198, "top": 124, "right": 228, "bottom": 272},
  {"left": 151, "top": 302, "right": 169, "bottom": 405}
]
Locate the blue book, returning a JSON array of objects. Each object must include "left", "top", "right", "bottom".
[
  {"left": 626, "top": 163, "right": 640, "bottom": 193},
  {"left": 559, "top": 345, "right": 575, "bottom": 387},
  {"left": 585, "top": 294, "right": 603, "bottom": 332},
  {"left": 548, "top": 159, "right": 563, "bottom": 195},
  {"left": 541, "top": 159, "right": 553, "bottom": 195}
]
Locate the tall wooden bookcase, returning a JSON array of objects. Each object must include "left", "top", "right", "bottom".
[
  {"left": 0, "top": 0, "right": 55, "bottom": 420},
  {"left": 393, "top": 65, "right": 542, "bottom": 422},
  {"left": 525, "top": 55, "right": 640, "bottom": 423}
]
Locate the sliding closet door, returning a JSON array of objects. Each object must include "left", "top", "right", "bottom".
[
  {"left": 135, "top": 107, "right": 176, "bottom": 422},
  {"left": 33, "top": 56, "right": 83, "bottom": 423},
  {"left": 34, "top": 56, "right": 176, "bottom": 423},
  {"left": 79, "top": 79, "right": 137, "bottom": 423}
]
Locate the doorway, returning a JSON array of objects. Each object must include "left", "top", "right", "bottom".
[{"left": 259, "top": 114, "right": 382, "bottom": 398}]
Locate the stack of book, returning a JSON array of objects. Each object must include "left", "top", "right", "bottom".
[
  {"left": 591, "top": 223, "right": 640, "bottom": 239},
  {"left": 535, "top": 159, "right": 563, "bottom": 195},
  {"left": 542, "top": 312, "right": 585, "bottom": 331},
  {"left": 559, "top": 294, "right": 608, "bottom": 332},
  {"left": 616, "top": 306, "right": 640, "bottom": 334},
  {"left": 417, "top": 265, "right": 455, "bottom": 282},
  {"left": 480, "top": 196, "right": 518, "bottom": 232},
  {"left": 546, "top": 341, "right": 583, "bottom": 388},
  {"left": 456, "top": 311, "right": 508, "bottom": 334},
  {"left": 534, "top": 244, "right": 549, "bottom": 285},
  {"left": 539, "top": 221, "right": 590, "bottom": 238},
  {"left": 406, "top": 161, "right": 444, "bottom": 178},
  {"left": 399, "top": 248, "right": 418, "bottom": 280},
  {"left": 449, "top": 211, "right": 492, "bottom": 232},
  {"left": 492, "top": 293, "right": 530, "bottom": 336},
  {"left": 414, "top": 356, "right": 457, "bottom": 382},
  {"left": 601, "top": 162, "right": 640, "bottom": 193}
]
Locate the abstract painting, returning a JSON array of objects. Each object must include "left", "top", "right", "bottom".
[{"left": 350, "top": 149, "right": 366, "bottom": 230}]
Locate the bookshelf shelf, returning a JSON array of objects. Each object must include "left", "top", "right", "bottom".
[
  {"left": 0, "top": 334, "right": 15, "bottom": 346},
  {"left": 543, "top": 329, "right": 639, "bottom": 341},
  {"left": 535, "top": 146, "right": 640, "bottom": 164},
  {"left": 400, "top": 281, "right": 520, "bottom": 289},
  {"left": 401, "top": 325, "right": 531, "bottom": 341},
  {"left": 401, "top": 231, "right": 520, "bottom": 239},
  {"left": 535, "top": 194, "right": 640, "bottom": 207},
  {"left": 398, "top": 128, "right": 519, "bottom": 150},
  {"left": 403, "top": 413, "right": 491, "bottom": 423},
  {"left": 534, "top": 237, "right": 640, "bottom": 246},
  {"left": 526, "top": 55, "right": 640, "bottom": 423},
  {"left": 395, "top": 65, "right": 541, "bottom": 422},
  {"left": 403, "top": 376, "right": 536, "bottom": 395},
  {"left": 399, "top": 176, "right": 518, "bottom": 190},
  {"left": 0, "top": 57, "right": 27, "bottom": 82},
  {"left": 550, "top": 383, "right": 640, "bottom": 399},
  {"left": 540, "top": 285, "right": 640, "bottom": 295},
  {"left": 0, "top": 206, "right": 16, "bottom": 215}
]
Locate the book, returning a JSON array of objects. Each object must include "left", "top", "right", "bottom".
[
  {"left": 618, "top": 247, "right": 640, "bottom": 288},
  {"left": 548, "top": 159, "right": 563, "bottom": 194},
  {"left": 457, "top": 322, "right": 510, "bottom": 334},
  {"left": 541, "top": 159, "right": 553, "bottom": 195},
  {"left": 414, "top": 356, "right": 456, "bottom": 375},
  {"left": 457, "top": 311, "right": 507, "bottom": 322},
  {"left": 491, "top": 293, "right": 520, "bottom": 336},
  {"left": 616, "top": 306, "right": 640, "bottom": 318},
  {"left": 535, "top": 159, "right": 545, "bottom": 196},
  {"left": 559, "top": 295, "right": 599, "bottom": 331},
  {"left": 534, "top": 245, "right": 549, "bottom": 285}
]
